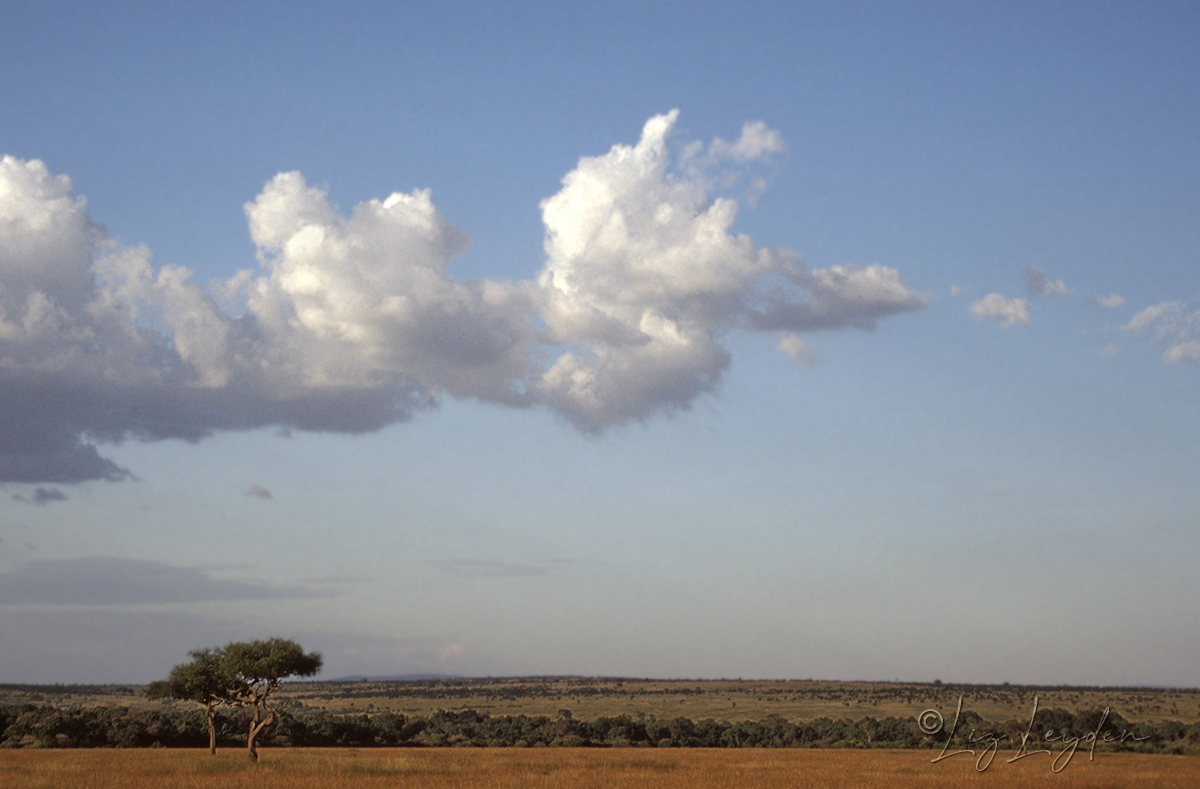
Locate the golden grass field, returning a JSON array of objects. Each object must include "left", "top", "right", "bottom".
[{"left": 2, "top": 748, "right": 1199, "bottom": 789}]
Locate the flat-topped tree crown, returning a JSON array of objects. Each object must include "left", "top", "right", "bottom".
[
  {"left": 224, "top": 638, "right": 323, "bottom": 687},
  {"left": 221, "top": 638, "right": 322, "bottom": 761}
]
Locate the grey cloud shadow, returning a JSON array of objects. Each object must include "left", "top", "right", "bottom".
[
  {"left": 431, "top": 559, "right": 569, "bottom": 578},
  {"left": 11, "top": 486, "right": 70, "bottom": 505},
  {"left": 0, "top": 557, "right": 338, "bottom": 606}
]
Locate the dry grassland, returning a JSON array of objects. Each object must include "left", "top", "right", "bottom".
[{"left": 3, "top": 748, "right": 1200, "bottom": 789}]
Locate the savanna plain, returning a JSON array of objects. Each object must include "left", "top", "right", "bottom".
[{"left": 4, "top": 679, "right": 1199, "bottom": 787}]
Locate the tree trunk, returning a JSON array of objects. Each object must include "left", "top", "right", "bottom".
[
  {"left": 246, "top": 709, "right": 274, "bottom": 762},
  {"left": 206, "top": 704, "right": 217, "bottom": 755},
  {"left": 246, "top": 719, "right": 259, "bottom": 762}
]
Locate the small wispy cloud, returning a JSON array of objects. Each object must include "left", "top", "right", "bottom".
[
  {"left": 1024, "top": 266, "right": 1069, "bottom": 298},
  {"left": 1124, "top": 301, "right": 1200, "bottom": 363},
  {"left": 970, "top": 293, "right": 1030, "bottom": 327},
  {"left": 1164, "top": 340, "right": 1200, "bottom": 362},
  {"left": 439, "top": 643, "right": 468, "bottom": 661},
  {"left": 246, "top": 484, "right": 273, "bottom": 500},
  {"left": 1093, "top": 294, "right": 1125, "bottom": 309},
  {"left": 679, "top": 118, "right": 786, "bottom": 201},
  {"left": 776, "top": 333, "right": 816, "bottom": 365},
  {"left": 1125, "top": 302, "right": 1182, "bottom": 335}
]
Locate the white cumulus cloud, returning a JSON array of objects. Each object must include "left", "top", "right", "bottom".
[
  {"left": 535, "top": 111, "right": 921, "bottom": 428},
  {"left": 0, "top": 113, "right": 924, "bottom": 481}
]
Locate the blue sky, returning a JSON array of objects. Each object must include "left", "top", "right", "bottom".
[{"left": 2, "top": 1, "right": 1199, "bottom": 686}]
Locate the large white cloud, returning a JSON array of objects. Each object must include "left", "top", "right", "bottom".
[{"left": 0, "top": 113, "right": 924, "bottom": 481}]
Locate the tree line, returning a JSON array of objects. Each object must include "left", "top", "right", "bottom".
[{"left": 4, "top": 704, "right": 1200, "bottom": 753}]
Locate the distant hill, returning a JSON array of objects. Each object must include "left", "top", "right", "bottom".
[{"left": 328, "top": 674, "right": 462, "bottom": 682}]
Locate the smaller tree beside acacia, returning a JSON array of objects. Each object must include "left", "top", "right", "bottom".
[
  {"left": 145, "top": 638, "right": 322, "bottom": 761},
  {"left": 144, "top": 647, "right": 234, "bottom": 755}
]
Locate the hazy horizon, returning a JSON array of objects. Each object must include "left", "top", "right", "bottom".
[{"left": 6, "top": 672, "right": 1195, "bottom": 691}]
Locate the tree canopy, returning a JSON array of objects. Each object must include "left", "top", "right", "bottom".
[
  {"left": 144, "top": 647, "right": 236, "bottom": 754},
  {"left": 145, "top": 638, "right": 321, "bottom": 760},
  {"left": 224, "top": 639, "right": 323, "bottom": 687}
]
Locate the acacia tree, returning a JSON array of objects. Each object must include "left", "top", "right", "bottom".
[
  {"left": 146, "top": 638, "right": 322, "bottom": 761},
  {"left": 144, "top": 647, "right": 235, "bottom": 755},
  {"left": 223, "top": 638, "right": 323, "bottom": 761}
]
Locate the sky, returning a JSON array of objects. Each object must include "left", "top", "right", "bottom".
[{"left": 1, "top": 0, "right": 1199, "bottom": 687}]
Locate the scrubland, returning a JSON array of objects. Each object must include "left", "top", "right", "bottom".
[{"left": 7, "top": 678, "right": 1196, "bottom": 724}]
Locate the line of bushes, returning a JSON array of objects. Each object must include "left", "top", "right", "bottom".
[{"left": 3, "top": 704, "right": 1198, "bottom": 753}]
